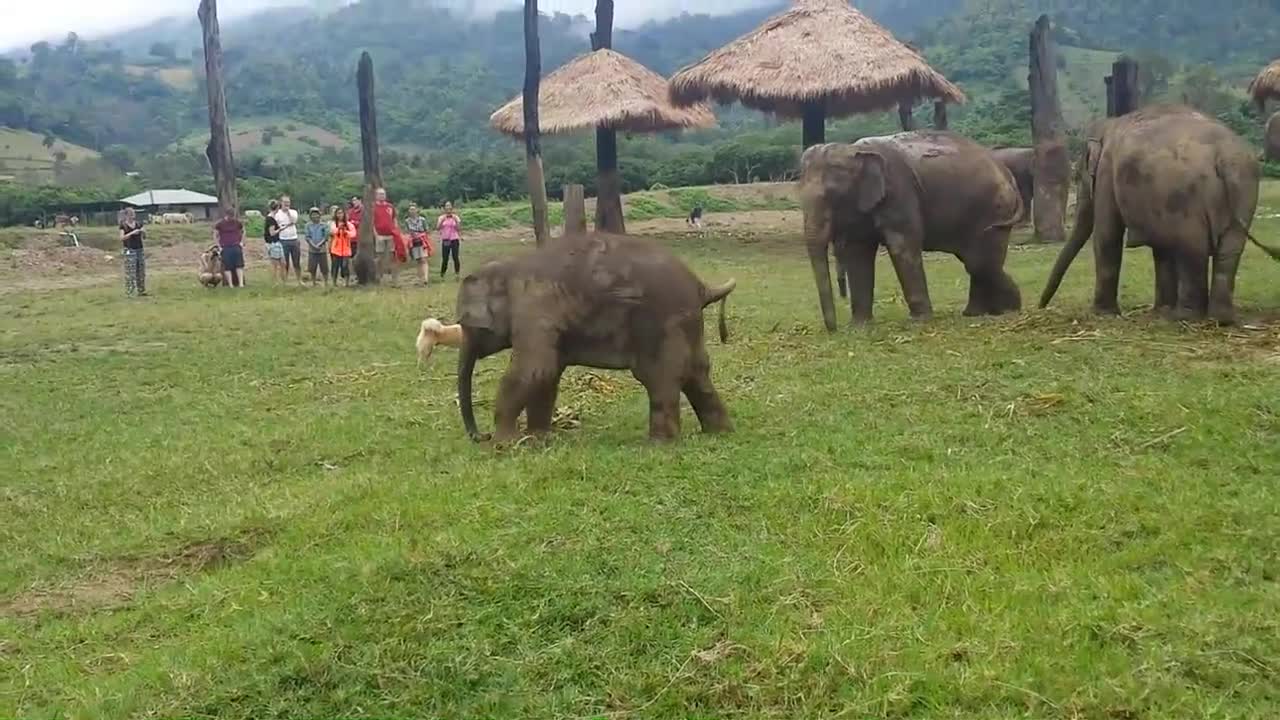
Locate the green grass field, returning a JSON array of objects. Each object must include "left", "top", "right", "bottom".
[
  {"left": 173, "top": 117, "right": 350, "bottom": 163},
  {"left": 3, "top": 208, "right": 1279, "bottom": 717}
]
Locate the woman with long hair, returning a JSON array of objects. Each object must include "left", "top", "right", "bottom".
[
  {"left": 119, "top": 207, "right": 147, "bottom": 297},
  {"left": 329, "top": 206, "right": 356, "bottom": 287}
]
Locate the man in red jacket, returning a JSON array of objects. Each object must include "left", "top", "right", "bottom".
[
  {"left": 348, "top": 196, "right": 363, "bottom": 257},
  {"left": 372, "top": 188, "right": 407, "bottom": 285}
]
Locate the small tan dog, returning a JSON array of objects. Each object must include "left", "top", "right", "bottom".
[{"left": 416, "top": 318, "right": 464, "bottom": 366}]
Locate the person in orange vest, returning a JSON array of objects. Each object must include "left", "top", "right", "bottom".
[{"left": 372, "top": 187, "right": 407, "bottom": 285}]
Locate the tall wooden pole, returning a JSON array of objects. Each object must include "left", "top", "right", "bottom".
[
  {"left": 592, "top": 0, "right": 624, "bottom": 233},
  {"left": 932, "top": 101, "right": 948, "bottom": 130},
  {"left": 197, "top": 0, "right": 237, "bottom": 217},
  {"left": 801, "top": 102, "right": 825, "bottom": 147},
  {"left": 355, "top": 52, "right": 382, "bottom": 285},
  {"left": 1028, "top": 14, "right": 1068, "bottom": 245},
  {"left": 898, "top": 100, "right": 916, "bottom": 131},
  {"left": 523, "top": 0, "right": 550, "bottom": 246},
  {"left": 1107, "top": 57, "right": 1140, "bottom": 117}
]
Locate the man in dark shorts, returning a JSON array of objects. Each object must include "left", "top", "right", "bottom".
[{"left": 214, "top": 206, "right": 247, "bottom": 288}]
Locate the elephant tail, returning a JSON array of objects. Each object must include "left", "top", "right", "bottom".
[
  {"left": 1215, "top": 156, "right": 1279, "bottom": 261},
  {"left": 702, "top": 279, "right": 737, "bottom": 343}
]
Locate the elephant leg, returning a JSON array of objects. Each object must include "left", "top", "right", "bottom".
[
  {"left": 682, "top": 349, "right": 731, "bottom": 434},
  {"left": 1151, "top": 246, "right": 1179, "bottom": 316},
  {"left": 1174, "top": 250, "right": 1210, "bottom": 321},
  {"left": 494, "top": 342, "right": 559, "bottom": 442},
  {"left": 1208, "top": 231, "right": 1244, "bottom": 325},
  {"left": 963, "top": 232, "right": 1021, "bottom": 316},
  {"left": 525, "top": 367, "right": 565, "bottom": 436},
  {"left": 635, "top": 337, "right": 688, "bottom": 441},
  {"left": 883, "top": 230, "right": 932, "bottom": 319},
  {"left": 844, "top": 240, "right": 878, "bottom": 324},
  {"left": 1090, "top": 198, "right": 1125, "bottom": 315}
]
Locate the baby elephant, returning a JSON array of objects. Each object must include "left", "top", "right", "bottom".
[{"left": 456, "top": 232, "right": 736, "bottom": 443}]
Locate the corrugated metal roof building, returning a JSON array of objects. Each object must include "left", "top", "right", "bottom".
[{"left": 121, "top": 189, "right": 220, "bottom": 222}]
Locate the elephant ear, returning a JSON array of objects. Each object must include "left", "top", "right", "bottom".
[
  {"left": 854, "top": 151, "right": 888, "bottom": 213},
  {"left": 457, "top": 273, "right": 510, "bottom": 337}
]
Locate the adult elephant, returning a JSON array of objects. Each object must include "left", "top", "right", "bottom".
[
  {"left": 992, "top": 147, "right": 1034, "bottom": 224},
  {"left": 800, "top": 131, "right": 1024, "bottom": 329},
  {"left": 1040, "top": 105, "right": 1278, "bottom": 324}
]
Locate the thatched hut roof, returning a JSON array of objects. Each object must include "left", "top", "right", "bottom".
[
  {"left": 668, "top": 0, "right": 965, "bottom": 118},
  {"left": 490, "top": 49, "right": 716, "bottom": 136},
  {"left": 1248, "top": 59, "right": 1280, "bottom": 108}
]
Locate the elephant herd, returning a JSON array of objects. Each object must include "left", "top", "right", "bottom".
[
  {"left": 450, "top": 104, "right": 1279, "bottom": 443},
  {"left": 804, "top": 104, "right": 1279, "bottom": 329}
]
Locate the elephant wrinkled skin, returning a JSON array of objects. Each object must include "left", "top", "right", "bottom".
[
  {"left": 992, "top": 147, "right": 1035, "bottom": 224},
  {"left": 800, "top": 131, "right": 1024, "bottom": 329},
  {"left": 455, "top": 232, "right": 735, "bottom": 443},
  {"left": 1040, "top": 105, "right": 1279, "bottom": 324}
]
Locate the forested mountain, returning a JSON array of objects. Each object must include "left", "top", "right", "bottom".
[{"left": 0, "top": 0, "right": 1276, "bottom": 223}]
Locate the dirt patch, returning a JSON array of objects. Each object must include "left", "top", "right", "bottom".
[{"left": 2, "top": 533, "right": 265, "bottom": 617}]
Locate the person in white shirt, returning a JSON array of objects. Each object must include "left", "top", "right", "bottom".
[{"left": 274, "top": 195, "right": 302, "bottom": 286}]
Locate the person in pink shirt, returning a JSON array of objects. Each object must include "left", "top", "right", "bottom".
[{"left": 437, "top": 201, "right": 463, "bottom": 279}]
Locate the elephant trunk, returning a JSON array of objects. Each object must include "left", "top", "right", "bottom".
[
  {"left": 457, "top": 330, "right": 483, "bottom": 440},
  {"left": 805, "top": 213, "right": 838, "bottom": 332},
  {"left": 1039, "top": 186, "right": 1093, "bottom": 308}
]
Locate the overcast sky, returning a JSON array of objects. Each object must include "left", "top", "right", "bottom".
[{"left": 3, "top": 0, "right": 777, "bottom": 51}]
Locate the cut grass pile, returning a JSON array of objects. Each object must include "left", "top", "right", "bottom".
[{"left": 2, "top": 219, "right": 1278, "bottom": 718}]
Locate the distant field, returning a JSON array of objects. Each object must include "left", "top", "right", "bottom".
[
  {"left": 0, "top": 128, "right": 100, "bottom": 182},
  {"left": 124, "top": 63, "right": 197, "bottom": 90},
  {"left": 174, "top": 117, "right": 350, "bottom": 162},
  {"left": 1050, "top": 46, "right": 1116, "bottom": 127}
]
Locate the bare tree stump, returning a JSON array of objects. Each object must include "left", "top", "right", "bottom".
[
  {"left": 563, "top": 184, "right": 587, "bottom": 235},
  {"left": 524, "top": 0, "right": 550, "bottom": 246},
  {"left": 1029, "top": 14, "right": 1068, "bottom": 245},
  {"left": 197, "top": 0, "right": 238, "bottom": 217},
  {"left": 898, "top": 100, "right": 916, "bottom": 131},
  {"left": 933, "top": 101, "right": 948, "bottom": 130},
  {"left": 1108, "top": 57, "right": 1140, "bottom": 117},
  {"left": 591, "top": 0, "right": 624, "bottom": 233},
  {"left": 355, "top": 52, "right": 382, "bottom": 285}
]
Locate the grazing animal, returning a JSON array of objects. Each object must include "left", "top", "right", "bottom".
[
  {"left": 1040, "top": 105, "right": 1279, "bottom": 324},
  {"left": 800, "top": 131, "right": 1024, "bottom": 329},
  {"left": 244, "top": 209, "right": 263, "bottom": 219},
  {"left": 456, "top": 232, "right": 735, "bottom": 443},
  {"left": 416, "top": 318, "right": 464, "bottom": 366}
]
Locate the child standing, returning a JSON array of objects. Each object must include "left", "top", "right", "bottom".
[
  {"left": 304, "top": 207, "right": 331, "bottom": 287},
  {"left": 329, "top": 207, "right": 355, "bottom": 287},
  {"left": 403, "top": 203, "right": 433, "bottom": 287},
  {"left": 437, "top": 201, "right": 462, "bottom": 279}
]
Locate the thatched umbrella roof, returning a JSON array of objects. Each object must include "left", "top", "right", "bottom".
[
  {"left": 1248, "top": 59, "right": 1280, "bottom": 109},
  {"left": 667, "top": 0, "right": 965, "bottom": 118},
  {"left": 490, "top": 49, "right": 716, "bottom": 136}
]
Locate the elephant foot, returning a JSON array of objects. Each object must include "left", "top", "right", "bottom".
[
  {"left": 962, "top": 305, "right": 986, "bottom": 318},
  {"left": 909, "top": 311, "right": 934, "bottom": 322},
  {"left": 1172, "top": 306, "right": 1208, "bottom": 322},
  {"left": 1209, "top": 302, "right": 1237, "bottom": 326},
  {"left": 469, "top": 431, "right": 493, "bottom": 443},
  {"left": 1092, "top": 301, "right": 1121, "bottom": 316},
  {"left": 850, "top": 313, "right": 874, "bottom": 326},
  {"left": 699, "top": 415, "right": 733, "bottom": 434}
]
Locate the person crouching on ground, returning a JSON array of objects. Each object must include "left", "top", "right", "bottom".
[
  {"left": 329, "top": 206, "right": 355, "bottom": 287},
  {"left": 119, "top": 207, "right": 147, "bottom": 297},
  {"left": 304, "top": 207, "right": 331, "bottom": 288},
  {"left": 437, "top": 201, "right": 462, "bottom": 280},
  {"left": 264, "top": 199, "right": 284, "bottom": 283},
  {"left": 214, "top": 206, "right": 246, "bottom": 288},
  {"left": 403, "top": 203, "right": 434, "bottom": 286},
  {"left": 372, "top": 188, "right": 407, "bottom": 285}
]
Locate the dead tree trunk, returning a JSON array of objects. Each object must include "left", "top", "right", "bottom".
[
  {"left": 1107, "top": 57, "right": 1140, "bottom": 117},
  {"left": 591, "top": 0, "right": 624, "bottom": 233},
  {"left": 523, "top": 0, "right": 550, "bottom": 246},
  {"left": 898, "top": 100, "right": 916, "bottom": 131},
  {"left": 932, "top": 101, "right": 948, "bottom": 130},
  {"left": 563, "top": 184, "right": 587, "bottom": 235},
  {"left": 197, "top": 0, "right": 237, "bottom": 217},
  {"left": 354, "top": 52, "right": 382, "bottom": 285},
  {"left": 1028, "top": 14, "right": 1068, "bottom": 245}
]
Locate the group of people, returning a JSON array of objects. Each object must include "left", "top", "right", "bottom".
[
  {"left": 120, "top": 190, "right": 465, "bottom": 296},
  {"left": 218, "top": 191, "right": 465, "bottom": 289}
]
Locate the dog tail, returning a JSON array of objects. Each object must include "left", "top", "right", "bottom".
[{"left": 702, "top": 279, "right": 736, "bottom": 343}]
